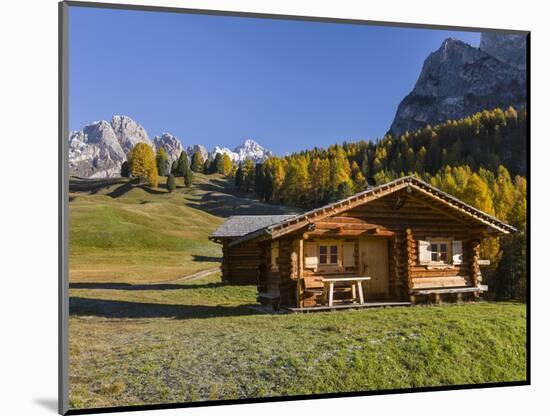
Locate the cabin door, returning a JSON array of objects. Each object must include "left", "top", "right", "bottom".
[{"left": 359, "top": 237, "right": 389, "bottom": 298}]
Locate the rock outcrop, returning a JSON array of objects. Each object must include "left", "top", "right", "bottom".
[
  {"left": 479, "top": 32, "right": 526, "bottom": 70},
  {"left": 68, "top": 120, "right": 127, "bottom": 178},
  {"left": 186, "top": 144, "right": 209, "bottom": 162},
  {"left": 110, "top": 115, "right": 153, "bottom": 154},
  {"left": 69, "top": 116, "right": 156, "bottom": 178},
  {"left": 153, "top": 133, "right": 184, "bottom": 166},
  {"left": 389, "top": 33, "right": 527, "bottom": 137}
]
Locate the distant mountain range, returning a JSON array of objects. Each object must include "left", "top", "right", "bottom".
[
  {"left": 389, "top": 33, "right": 526, "bottom": 137},
  {"left": 68, "top": 116, "right": 273, "bottom": 178}
]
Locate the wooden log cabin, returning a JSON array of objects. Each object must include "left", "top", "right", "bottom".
[{"left": 209, "top": 176, "right": 516, "bottom": 310}]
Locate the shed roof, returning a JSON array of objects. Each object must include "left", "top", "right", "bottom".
[
  {"left": 209, "top": 215, "right": 297, "bottom": 239},
  {"left": 220, "top": 176, "right": 516, "bottom": 248}
]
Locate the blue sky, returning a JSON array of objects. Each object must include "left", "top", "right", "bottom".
[{"left": 69, "top": 6, "right": 480, "bottom": 155}]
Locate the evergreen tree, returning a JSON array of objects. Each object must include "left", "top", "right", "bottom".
[
  {"left": 351, "top": 160, "right": 366, "bottom": 191},
  {"left": 121, "top": 161, "right": 130, "bottom": 178},
  {"left": 203, "top": 159, "right": 211, "bottom": 174},
  {"left": 264, "top": 169, "right": 274, "bottom": 202},
  {"left": 191, "top": 151, "right": 205, "bottom": 173},
  {"left": 184, "top": 168, "right": 193, "bottom": 187},
  {"left": 166, "top": 174, "right": 176, "bottom": 192},
  {"left": 235, "top": 164, "right": 243, "bottom": 189},
  {"left": 213, "top": 153, "right": 224, "bottom": 174},
  {"left": 255, "top": 163, "right": 266, "bottom": 199},
  {"left": 155, "top": 147, "right": 169, "bottom": 176},
  {"left": 241, "top": 159, "right": 255, "bottom": 192},
  {"left": 175, "top": 151, "right": 189, "bottom": 177},
  {"left": 336, "top": 180, "right": 354, "bottom": 200}
]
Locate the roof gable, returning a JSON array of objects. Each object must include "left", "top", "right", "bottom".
[{"left": 226, "top": 176, "right": 516, "bottom": 247}]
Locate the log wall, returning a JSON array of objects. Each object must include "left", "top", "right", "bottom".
[{"left": 220, "top": 240, "right": 261, "bottom": 285}]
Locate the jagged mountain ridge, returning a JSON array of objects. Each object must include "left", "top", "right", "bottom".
[
  {"left": 389, "top": 33, "right": 527, "bottom": 137},
  {"left": 68, "top": 116, "right": 273, "bottom": 178}
]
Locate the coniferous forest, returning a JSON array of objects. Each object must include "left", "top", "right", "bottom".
[{"left": 234, "top": 107, "right": 528, "bottom": 300}]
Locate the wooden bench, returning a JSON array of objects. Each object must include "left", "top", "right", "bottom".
[{"left": 410, "top": 275, "right": 487, "bottom": 304}]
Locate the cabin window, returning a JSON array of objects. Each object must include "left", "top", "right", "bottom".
[
  {"left": 319, "top": 245, "right": 338, "bottom": 265},
  {"left": 419, "top": 238, "right": 457, "bottom": 265},
  {"left": 430, "top": 242, "right": 448, "bottom": 263}
]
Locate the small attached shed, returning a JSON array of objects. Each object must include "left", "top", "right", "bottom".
[
  {"left": 209, "top": 176, "right": 516, "bottom": 309},
  {"left": 209, "top": 215, "right": 296, "bottom": 285}
]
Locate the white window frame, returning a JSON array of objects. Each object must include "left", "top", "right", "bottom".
[
  {"left": 427, "top": 239, "right": 451, "bottom": 265},
  {"left": 417, "top": 237, "right": 454, "bottom": 266}
]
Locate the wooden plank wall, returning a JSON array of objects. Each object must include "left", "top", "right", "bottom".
[
  {"left": 257, "top": 241, "right": 269, "bottom": 293},
  {"left": 223, "top": 240, "right": 262, "bottom": 285}
]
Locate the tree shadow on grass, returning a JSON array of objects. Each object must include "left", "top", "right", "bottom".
[
  {"left": 69, "top": 177, "right": 129, "bottom": 193},
  {"left": 69, "top": 282, "right": 225, "bottom": 291},
  {"left": 106, "top": 181, "right": 134, "bottom": 198},
  {"left": 105, "top": 182, "right": 168, "bottom": 198},
  {"left": 69, "top": 296, "right": 257, "bottom": 320},
  {"left": 192, "top": 255, "right": 222, "bottom": 262}
]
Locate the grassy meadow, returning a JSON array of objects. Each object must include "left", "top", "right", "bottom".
[{"left": 68, "top": 174, "right": 527, "bottom": 410}]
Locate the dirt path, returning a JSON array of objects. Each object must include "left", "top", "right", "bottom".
[{"left": 163, "top": 267, "right": 220, "bottom": 284}]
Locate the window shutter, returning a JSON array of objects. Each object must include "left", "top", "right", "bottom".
[
  {"left": 270, "top": 241, "right": 279, "bottom": 270},
  {"left": 452, "top": 240, "right": 463, "bottom": 265},
  {"left": 418, "top": 240, "right": 430, "bottom": 264},
  {"left": 343, "top": 242, "right": 355, "bottom": 267},
  {"left": 304, "top": 242, "right": 318, "bottom": 269}
]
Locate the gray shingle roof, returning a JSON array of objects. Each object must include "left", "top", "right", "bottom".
[{"left": 209, "top": 215, "right": 297, "bottom": 239}]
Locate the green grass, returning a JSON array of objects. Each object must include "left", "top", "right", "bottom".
[
  {"left": 68, "top": 173, "right": 527, "bottom": 410},
  {"left": 69, "top": 272, "right": 526, "bottom": 409},
  {"left": 69, "top": 174, "right": 295, "bottom": 283}
]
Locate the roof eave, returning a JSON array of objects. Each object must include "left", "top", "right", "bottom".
[{"left": 227, "top": 228, "right": 273, "bottom": 248}]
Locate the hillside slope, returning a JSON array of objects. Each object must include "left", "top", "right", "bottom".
[{"left": 69, "top": 173, "right": 299, "bottom": 284}]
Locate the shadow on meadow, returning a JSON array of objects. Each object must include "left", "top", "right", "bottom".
[
  {"left": 69, "top": 281, "right": 224, "bottom": 291},
  {"left": 69, "top": 296, "right": 257, "bottom": 320},
  {"left": 192, "top": 254, "right": 222, "bottom": 262}
]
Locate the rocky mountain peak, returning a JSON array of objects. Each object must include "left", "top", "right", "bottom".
[
  {"left": 110, "top": 115, "right": 152, "bottom": 154},
  {"left": 69, "top": 120, "right": 126, "bottom": 178},
  {"left": 186, "top": 144, "right": 209, "bottom": 161},
  {"left": 479, "top": 33, "right": 526, "bottom": 70},
  {"left": 233, "top": 139, "right": 273, "bottom": 163},
  {"left": 389, "top": 33, "right": 526, "bottom": 137}
]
